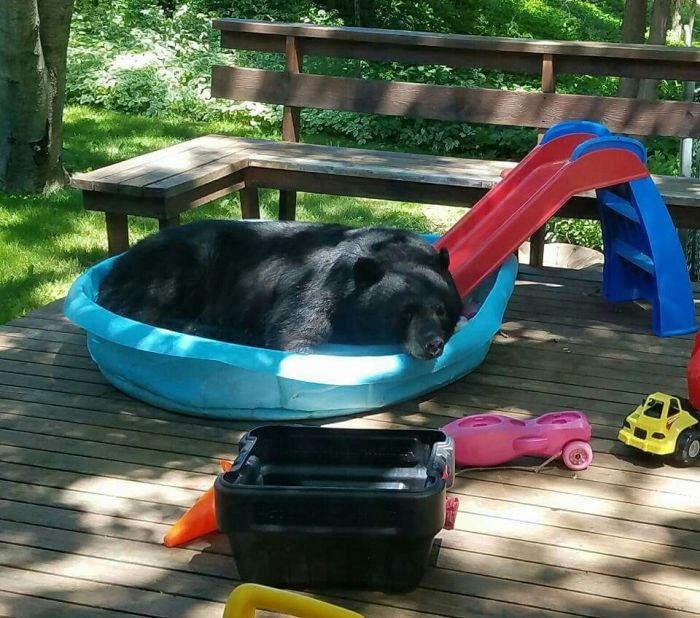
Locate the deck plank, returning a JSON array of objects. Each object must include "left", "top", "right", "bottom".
[
  {"left": 0, "top": 591, "right": 137, "bottom": 618},
  {"left": 1, "top": 265, "right": 700, "bottom": 617}
]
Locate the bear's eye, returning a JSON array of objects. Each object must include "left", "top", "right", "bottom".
[{"left": 434, "top": 305, "right": 446, "bottom": 317}]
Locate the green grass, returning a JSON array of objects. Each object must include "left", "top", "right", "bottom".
[{"left": 0, "top": 106, "right": 461, "bottom": 323}]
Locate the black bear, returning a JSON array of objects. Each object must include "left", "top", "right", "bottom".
[{"left": 97, "top": 220, "right": 463, "bottom": 359}]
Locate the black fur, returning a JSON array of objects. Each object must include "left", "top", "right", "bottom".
[{"left": 97, "top": 220, "right": 462, "bottom": 359}]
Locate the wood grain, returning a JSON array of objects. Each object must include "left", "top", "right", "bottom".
[
  {"left": 104, "top": 212, "right": 129, "bottom": 256},
  {"left": 282, "top": 36, "right": 303, "bottom": 143},
  {"left": 211, "top": 67, "right": 700, "bottom": 138},
  {"left": 221, "top": 29, "right": 700, "bottom": 81},
  {"left": 74, "top": 17, "right": 700, "bottom": 243},
  {"left": 116, "top": 136, "right": 247, "bottom": 197},
  {"left": 239, "top": 186, "right": 260, "bottom": 218},
  {"left": 72, "top": 132, "right": 700, "bottom": 229},
  {"left": 280, "top": 35, "right": 303, "bottom": 221},
  {"left": 70, "top": 136, "right": 232, "bottom": 191},
  {"left": 214, "top": 18, "right": 700, "bottom": 65},
  {"left": 158, "top": 215, "right": 180, "bottom": 229}
]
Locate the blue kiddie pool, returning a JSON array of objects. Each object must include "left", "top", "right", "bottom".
[{"left": 64, "top": 236, "right": 517, "bottom": 420}]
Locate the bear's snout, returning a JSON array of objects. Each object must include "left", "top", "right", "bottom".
[
  {"left": 424, "top": 337, "right": 445, "bottom": 359},
  {"left": 405, "top": 309, "right": 453, "bottom": 360},
  {"left": 407, "top": 332, "right": 445, "bottom": 360}
]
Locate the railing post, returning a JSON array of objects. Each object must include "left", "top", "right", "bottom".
[
  {"left": 530, "top": 53, "right": 556, "bottom": 267},
  {"left": 279, "top": 36, "right": 303, "bottom": 221}
]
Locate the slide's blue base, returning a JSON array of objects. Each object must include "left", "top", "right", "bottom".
[
  {"left": 64, "top": 252, "right": 518, "bottom": 420},
  {"left": 544, "top": 120, "right": 697, "bottom": 337}
]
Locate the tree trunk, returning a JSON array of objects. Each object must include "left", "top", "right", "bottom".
[
  {"left": 689, "top": 0, "right": 698, "bottom": 35},
  {"left": 618, "top": 0, "right": 648, "bottom": 98},
  {"left": 0, "top": 0, "right": 74, "bottom": 192},
  {"left": 353, "top": 0, "right": 361, "bottom": 26},
  {"left": 670, "top": 0, "right": 685, "bottom": 42},
  {"left": 638, "top": 0, "right": 672, "bottom": 100}
]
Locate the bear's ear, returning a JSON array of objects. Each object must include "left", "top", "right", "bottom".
[
  {"left": 353, "top": 256, "right": 384, "bottom": 288},
  {"left": 437, "top": 247, "right": 450, "bottom": 270}
]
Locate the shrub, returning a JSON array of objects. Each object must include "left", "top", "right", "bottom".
[
  {"left": 546, "top": 218, "right": 603, "bottom": 251},
  {"left": 104, "top": 67, "right": 170, "bottom": 115}
]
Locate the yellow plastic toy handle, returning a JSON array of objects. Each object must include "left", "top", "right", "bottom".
[{"left": 222, "top": 583, "right": 364, "bottom": 618}]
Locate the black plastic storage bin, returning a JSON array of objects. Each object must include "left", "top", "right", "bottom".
[{"left": 215, "top": 425, "right": 454, "bottom": 592}]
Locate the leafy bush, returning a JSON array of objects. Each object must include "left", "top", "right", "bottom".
[
  {"left": 67, "top": 0, "right": 344, "bottom": 125},
  {"left": 546, "top": 218, "right": 603, "bottom": 251},
  {"left": 455, "top": 0, "right": 622, "bottom": 42},
  {"left": 69, "top": 0, "right": 284, "bottom": 121},
  {"left": 647, "top": 143, "right": 682, "bottom": 176},
  {"left": 105, "top": 67, "right": 170, "bottom": 115}
]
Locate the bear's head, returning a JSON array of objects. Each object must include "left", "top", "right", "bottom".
[{"left": 348, "top": 246, "right": 462, "bottom": 360}]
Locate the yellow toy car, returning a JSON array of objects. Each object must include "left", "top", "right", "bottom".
[{"left": 618, "top": 392, "right": 700, "bottom": 465}]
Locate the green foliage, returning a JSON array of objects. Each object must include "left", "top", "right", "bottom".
[
  {"left": 546, "top": 218, "right": 603, "bottom": 251},
  {"left": 69, "top": 0, "right": 239, "bottom": 118},
  {"left": 67, "top": 0, "right": 346, "bottom": 124},
  {"left": 455, "top": 0, "right": 623, "bottom": 41},
  {"left": 303, "top": 109, "right": 538, "bottom": 157},
  {"left": 230, "top": 0, "right": 342, "bottom": 24},
  {"left": 105, "top": 67, "right": 170, "bottom": 115},
  {"left": 647, "top": 141, "right": 682, "bottom": 176}
]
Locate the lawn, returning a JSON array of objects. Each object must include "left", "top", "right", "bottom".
[{"left": 0, "top": 106, "right": 463, "bottom": 324}]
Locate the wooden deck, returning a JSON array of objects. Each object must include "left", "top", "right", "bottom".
[{"left": 1, "top": 264, "right": 699, "bottom": 617}]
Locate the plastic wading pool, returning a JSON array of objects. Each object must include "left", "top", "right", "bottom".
[{"left": 64, "top": 245, "right": 517, "bottom": 420}]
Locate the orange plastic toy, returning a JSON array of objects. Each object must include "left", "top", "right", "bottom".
[{"left": 163, "top": 459, "right": 232, "bottom": 547}]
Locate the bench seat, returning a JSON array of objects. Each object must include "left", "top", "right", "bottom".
[{"left": 71, "top": 134, "right": 700, "bottom": 253}]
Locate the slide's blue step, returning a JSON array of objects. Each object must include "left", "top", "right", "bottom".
[
  {"left": 599, "top": 192, "right": 640, "bottom": 224},
  {"left": 612, "top": 239, "right": 654, "bottom": 275}
]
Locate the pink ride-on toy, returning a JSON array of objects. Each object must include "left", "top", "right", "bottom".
[{"left": 442, "top": 411, "right": 593, "bottom": 471}]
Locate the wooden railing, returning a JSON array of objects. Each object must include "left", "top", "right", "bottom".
[
  {"left": 212, "top": 18, "right": 700, "bottom": 263},
  {"left": 213, "top": 19, "right": 700, "bottom": 80},
  {"left": 213, "top": 20, "right": 700, "bottom": 137}
]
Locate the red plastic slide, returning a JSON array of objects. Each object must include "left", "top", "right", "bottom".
[{"left": 435, "top": 132, "right": 649, "bottom": 298}]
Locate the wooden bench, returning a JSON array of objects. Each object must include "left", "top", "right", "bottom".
[{"left": 71, "top": 19, "right": 700, "bottom": 263}]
